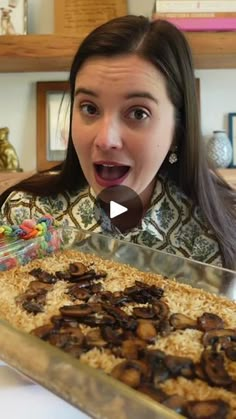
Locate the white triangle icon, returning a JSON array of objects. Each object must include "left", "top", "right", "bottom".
[{"left": 110, "top": 201, "right": 128, "bottom": 219}]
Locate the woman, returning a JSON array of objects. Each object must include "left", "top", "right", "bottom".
[{"left": 1, "top": 15, "right": 236, "bottom": 269}]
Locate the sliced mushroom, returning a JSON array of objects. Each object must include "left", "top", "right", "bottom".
[
  {"left": 169, "top": 313, "right": 197, "bottom": 330},
  {"left": 95, "top": 270, "right": 107, "bottom": 279},
  {"left": 48, "top": 327, "right": 84, "bottom": 348},
  {"left": 162, "top": 395, "right": 186, "bottom": 414},
  {"left": 99, "top": 291, "right": 114, "bottom": 303},
  {"left": 158, "top": 319, "right": 172, "bottom": 336},
  {"left": 60, "top": 303, "right": 102, "bottom": 318},
  {"left": 15, "top": 291, "right": 42, "bottom": 305},
  {"left": 87, "top": 291, "right": 111, "bottom": 304},
  {"left": 59, "top": 326, "right": 84, "bottom": 345},
  {"left": 67, "top": 286, "right": 91, "bottom": 301},
  {"left": 69, "top": 271, "right": 98, "bottom": 283},
  {"left": 124, "top": 285, "right": 153, "bottom": 304},
  {"left": 30, "top": 324, "right": 54, "bottom": 339},
  {"left": 197, "top": 312, "right": 224, "bottom": 332},
  {"left": 201, "top": 350, "right": 232, "bottom": 387},
  {"left": 28, "top": 281, "right": 52, "bottom": 292},
  {"left": 102, "top": 304, "right": 130, "bottom": 323},
  {"left": 144, "top": 348, "right": 166, "bottom": 363},
  {"left": 63, "top": 344, "right": 85, "bottom": 358},
  {"left": 144, "top": 350, "right": 170, "bottom": 384},
  {"left": 136, "top": 320, "right": 157, "bottom": 342},
  {"left": 111, "top": 291, "right": 131, "bottom": 306},
  {"left": 85, "top": 329, "right": 107, "bottom": 348},
  {"left": 184, "top": 399, "right": 229, "bottom": 419},
  {"left": 229, "top": 380, "right": 236, "bottom": 393},
  {"left": 152, "top": 301, "right": 169, "bottom": 320},
  {"left": 121, "top": 339, "right": 146, "bottom": 360},
  {"left": 68, "top": 279, "right": 93, "bottom": 289},
  {"left": 202, "top": 328, "right": 236, "bottom": 348},
  {"left": 22, "top": 300, "right": 44, "bottom": 314},
  {"left": 137, "top": 384, "right": 167, "bottom": 403},
  {"left": 29, "top": 268, "right": 57, "bottom": 284},
  {"left": 164, "top": 355, "right": 194, "bottom": 379},
  {"left": 69, "top": 262, "right": 88, "bottom": 277},
  {"left": 50, "top": 315, "right": 80, "bottom": 329},
  {"left": 81, "top": 313, "right": 116, "bottom": 327},
  {"left": 225, "top": 344, "right": 236, "bottom": 361},
  {"left": 111, "top": 360, "right": 149, "bottom": 388},
  {"left": 90, "top": 283, "right": 103, "bottom": 293},
  {"left": 48, "top": 332, "right": 71, "bottom": 348},
  {"left": 134, "top": 281, "right": 164, "bottom": 299},
  {"left": 153, "top": 362, "right": 170, "bottom": 385},
  {"left": 132, "top": 306, "right": 156, "bottom": 319},
  {"left": 101, "top": 326, "right": 123, "bottom": 346},
  {"left": 194, "top": 362, "right": 207, "bottom": 381},
  {"left": 111, "top": 361, "right": 141, "bottom": 388},
  {"left": 55, "top": 270, "right": 72, "bottom": 280}
]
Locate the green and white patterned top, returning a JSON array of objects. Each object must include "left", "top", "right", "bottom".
[{"left": 0, "top": 173, "right": 222, "bottom": 266}]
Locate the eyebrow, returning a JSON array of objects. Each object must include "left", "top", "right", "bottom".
[
  {"left": 74, "top": 87, "right": 158, "bottom": 104},
  {"left": 125, "top": 92, "right": 158, "bottom": 104},
  {"left": 74, "top": 87, "right": 98, "bottom": 98}
]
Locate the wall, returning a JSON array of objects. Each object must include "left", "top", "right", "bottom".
[{"left": 0, "top": 0, "right": 236, "bottom": 171}]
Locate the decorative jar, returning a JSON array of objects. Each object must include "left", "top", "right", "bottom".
[{"left": 207, "top": 130, "right": 232, "bottom": 168}]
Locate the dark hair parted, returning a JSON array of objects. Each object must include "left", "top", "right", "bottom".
[{"left": 1, "top": 15, "right": 236, "bottom": 269}]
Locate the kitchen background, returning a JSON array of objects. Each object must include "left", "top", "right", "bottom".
[{"left": 0, "top": 0, "right": 235, "bottom": 171}]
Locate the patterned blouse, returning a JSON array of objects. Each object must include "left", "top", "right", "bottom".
[{"left": 0, "top": 173, "right": 222, "bottom": 267}]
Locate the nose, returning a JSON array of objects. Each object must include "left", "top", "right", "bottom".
[{"left": 94, "top": 115, "right": 123, "bottom": 151}]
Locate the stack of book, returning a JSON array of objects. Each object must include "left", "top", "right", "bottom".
[{"left": 152, "top": 0, "right": 236, "bottom": 31}]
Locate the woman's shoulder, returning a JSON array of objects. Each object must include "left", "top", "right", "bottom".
[{"left": 0, "top": 186, "right": 87, "bottom": 225}]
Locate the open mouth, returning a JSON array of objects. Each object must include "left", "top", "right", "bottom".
[{"left": 94, "top": 164, "right": 130, "bottom": 181}]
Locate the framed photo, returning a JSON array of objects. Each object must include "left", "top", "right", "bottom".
[
  {"left": 54, "top": 0, "right": 127, "bottom": 36},
  {"left": 36, "top": 81, "right": 70, "bottom": 172},
  {"left": 228, "top": 113, "right": 236, "bottom": 167},
  {"left": 0, "top": 0, "right": 27, "bottom": 35}
]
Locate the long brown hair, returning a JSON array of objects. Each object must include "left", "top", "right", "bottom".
[{"left": 1, "top": 15, "right": 236, "bottom": 269}]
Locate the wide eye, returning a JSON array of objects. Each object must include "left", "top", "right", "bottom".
[
  {"left": 80, "top": 103, "right": 98, "bottom": 116},
  {"left": 128, "top": 108, "right": 149, "bottom": 121}
]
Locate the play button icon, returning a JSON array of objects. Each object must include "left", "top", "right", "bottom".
[
  {"left": 94, "top": 185, "right": 143, "bottom": 232},
  {"left": 110, "top": 201, "right": 128, "bottom": 219}
]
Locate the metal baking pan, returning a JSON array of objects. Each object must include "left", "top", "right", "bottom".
[{"left": 0, "top": 228, "right": 235, "bottom": 419}]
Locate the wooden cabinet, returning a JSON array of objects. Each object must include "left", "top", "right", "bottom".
[{"left": 0, "top": 31, "right": 236, "bottom": 72}]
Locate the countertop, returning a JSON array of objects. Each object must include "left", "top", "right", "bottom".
[{"left": 0, "top": 361, "right": 90, "bottom": 419}]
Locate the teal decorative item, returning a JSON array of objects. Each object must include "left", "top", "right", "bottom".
[{"left": 207, "top": 130, "right": 233, "bottom": 168}]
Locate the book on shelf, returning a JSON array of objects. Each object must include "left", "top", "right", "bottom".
[
  {"left": 152, "top": 17, "right": 236, "bottom": 31},
  {"left": 153, "top": 12, "right": 236, "bottom": 19},
  {"left": 154, "top": 1, "right": 236, "bottom": 13}
]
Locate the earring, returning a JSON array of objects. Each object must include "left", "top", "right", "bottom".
[{"left": 169, "top": 147, "right": 178, "bottom": 164}]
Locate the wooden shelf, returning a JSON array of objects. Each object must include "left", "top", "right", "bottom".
[
  {"left": 185, "top": 32, "right": 236, "bottom": 69},
  {"left": 0, "top": 171, "right": 35, "bottom": 194},
  {"left": 0, "top": 34, "right": 83, "bottom": 72},
  {"left": 218, "top": 168, "right": 236, "bottom": 188},
  {"left": 0, "top": 32, "right": 236, "bottom": 72}
]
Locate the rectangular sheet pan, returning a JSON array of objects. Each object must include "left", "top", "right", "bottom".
[{"left": 0, "top": 228, "right": 235, "bottom": 419}]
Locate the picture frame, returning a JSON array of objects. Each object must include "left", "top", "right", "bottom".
[
  {"left": 228, "top": 113, "right": 236, "bottom": 168},
  {"left": 195, "top": 77, "right": 200, "bottom": 111},
  {"left": 36, "top": 81, "right": 70, "bottom": 172},
  {"left": 0, "top": 0, "right": 27, "bottom": 35},
  {"left": 54, "top": 0, "right": 127, "bottom": 36}
]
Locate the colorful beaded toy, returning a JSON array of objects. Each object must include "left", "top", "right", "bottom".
[{"left": 0, "top": 215, "right": 62, "bottom": 271}]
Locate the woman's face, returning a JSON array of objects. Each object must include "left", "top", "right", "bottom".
[{"left": 72, "top": 54, "right": 175, "bottom": 206}]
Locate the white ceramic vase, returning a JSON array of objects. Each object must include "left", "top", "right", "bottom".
[{"left": 207, "top": 130, "right": 233, "bottom": 168}]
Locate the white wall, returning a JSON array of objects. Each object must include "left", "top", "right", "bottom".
[{"left": 0, "top": 0, "right": 236, "bottom": 171}]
